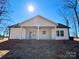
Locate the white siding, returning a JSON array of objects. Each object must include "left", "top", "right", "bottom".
[
  {"left": 10, "top": 28, "right": 26, "bottom": 39},
  {"left": 39, "top": 28, "right": 51, "bottom": 39},
  {"left": 20, "top": 16, "right": 56, "bottom": 27},
  {"left": 51, "top": 28, "right": 56, "bottom": 39},
  {"left": 10, "top": 28, "right": 69, "bottom": 40}
]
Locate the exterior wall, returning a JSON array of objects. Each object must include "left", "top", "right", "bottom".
[
  {"left": 55, "top": 28, "right": 69, "bottom": 40},
  {"left": 10, "top": 27, "right": 52, "bottom": 40},
  {"left": 10, "top": 28, "right": 26, "bottom": 39},
  {"left": 51, "top": 28, "right": 56, "bottom": 39},
  {"left": 9, "top": 28, "right": 69, "bottom": 40},
  {"left": 39, "top": 28, "right": 51, "bottom": 39}
]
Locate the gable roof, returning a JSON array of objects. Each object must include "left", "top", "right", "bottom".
[
  {"left": 9, "top": 15, "right": 69, "bottom": 28},
  {"left": 19, "top": 15, "right": 57, "bottom": 25}
]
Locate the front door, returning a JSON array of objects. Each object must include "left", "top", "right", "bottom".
[
  {"left": 29, "top": 31, "right": 36, "bottom": 39},
  {"left": 29, "top": 32, "right": 32, "bottom": 39}
]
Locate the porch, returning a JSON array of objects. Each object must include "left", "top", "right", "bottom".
[{"left": 20, "top": 26, "right": 56, "bottom": 40}]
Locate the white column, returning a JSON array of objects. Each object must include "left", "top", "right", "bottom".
[
  {"left": 51, "top": 27, "right": 56, "bottom": 40},
  {"left": 21, "top": 26, "right": 22, "bottom": 40},
  {"left": 54, "top": 26, "right": 56, "bottom": 40},
  {"left": 37, "top": 26, "right": 39, "bottom": 40}
]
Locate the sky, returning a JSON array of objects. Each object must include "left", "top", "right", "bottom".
[
  {"left": 8, "top": 0, "right": 78, "bottom": 36},
  {"left": 9, "top": 0, "right": 64, "bottom": 24}
]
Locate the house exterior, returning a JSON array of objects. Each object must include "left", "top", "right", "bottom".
[{"left": 9, "top": 15, "right": 69, "bottom": 40}]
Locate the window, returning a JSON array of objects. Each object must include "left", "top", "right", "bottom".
[
  {"left": 60, "top": 30, "right": 64, "bottom": 36},
  {"left": 56, "top": 31, "right": 59, "bottom": 36},
  {"left": 42, "top": 31, "right": 46, "bottom": 35},
  {"left": 56, "top": 30, "right": 64, "bottom": 37}
]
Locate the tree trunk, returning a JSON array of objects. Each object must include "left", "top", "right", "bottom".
[
  {"left": 73, "top": 18, "right": 78, "bottom": 37},
  {"left": 74, "top": 8, "right": 79, "bottom": 30}
]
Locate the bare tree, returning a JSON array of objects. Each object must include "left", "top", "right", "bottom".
[
  {"left": 64, "top": 0, "right": 79, "bottom": 28},
  {"left": 58, "top": 9, "right": 69, "bottom": 26},
  {"left": 61, "top": 0, "right": 79, "bottom": 37},
  {"left": 0, "top": 0, "right": 10, "bottom": 38},
  {"left": 71, "top": 13, "right": 78, "bottom": 37}
]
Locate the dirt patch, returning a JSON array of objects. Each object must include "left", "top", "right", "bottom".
[{"left": 0, "top": 39, "right": 79, "bottom": 59}]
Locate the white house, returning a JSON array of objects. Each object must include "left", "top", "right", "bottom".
[{"left": 9, "top": 15, "right": 69, "bottom": 40}]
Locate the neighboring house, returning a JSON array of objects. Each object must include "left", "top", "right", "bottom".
[{"left": 9, "top": 15, "right": 69, "bottom": 40}]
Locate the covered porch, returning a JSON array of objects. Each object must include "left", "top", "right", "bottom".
[{"left": 20, "top": 26, "right": 56, "bottom": 40}]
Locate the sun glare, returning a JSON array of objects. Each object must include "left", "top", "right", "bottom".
[{"left": 27, "top": 5, "right": 35, "bottom": 13}]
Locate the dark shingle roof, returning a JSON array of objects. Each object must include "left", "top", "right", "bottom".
[{"left": 57, "top": 23, "right": 69, "bottom": 28}]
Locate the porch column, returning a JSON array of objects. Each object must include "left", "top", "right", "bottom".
[
  {"left": 37, "top": 26, "right": 39, "bottom": 40},
  {"left": 51, "top": 26, "right": 56, "bottom": 40},
  {"left": 21, "top": 26, "right": 23, "bottom": 40}
]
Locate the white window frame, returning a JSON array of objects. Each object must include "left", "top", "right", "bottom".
[{"left": 56, "top": 30, "right": 64, "bottom": 37}]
